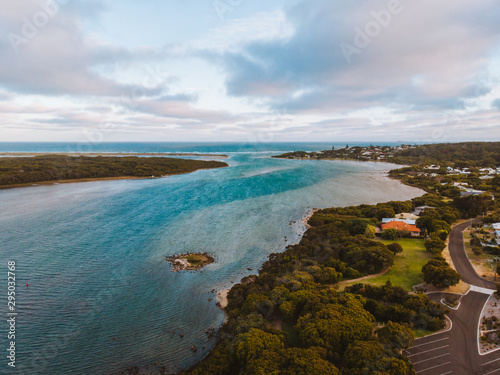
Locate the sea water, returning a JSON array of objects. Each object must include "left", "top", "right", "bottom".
[{"left": 0, "top": 143, "right": 423, "bottom": 374}]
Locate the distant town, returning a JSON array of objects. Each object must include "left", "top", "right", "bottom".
[{"left": 273, "top": 144, "right": 415, "bottom": 161}]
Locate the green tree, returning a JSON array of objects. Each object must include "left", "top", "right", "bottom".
[
  {"left": 382, "top": 228, "right": 398, "bottom": 240},
  {"left": 245, "top": 347, "right": 340, "bottom": 375},
  {"left": 235, "top": 328, "right": 284, "bottom": 364},
  {"left": 296, "top": 294, "right": 373, "bottom": 353},
  {"left": 453, "top": 194, "right": 493, "bottom": 217},
  {"left": 344, "top": 340, "right": 414, "bottom": 375},
  {"left": 349, "top": 218, "right": 370, "bottom": 236},
  {"left": 376, "top": 321, "right": 414, "bottom": 351},
  {"left": 470, "top": 236, "right": 482, "bottom": 247},
  {"left": 387, "top": 243, "right": 404, "bottom": 255},
  {"left": 365, "top": 225, "right": 377, "bottom": 239},
  {"left": 376, "top": 207, "right": 396, "bottom": 221},
  {"left": 425, "top": 237, "right": 446, "bottom": 254},
  {"left": 422, "top": 257, "right": 460, "bottom": 287}
]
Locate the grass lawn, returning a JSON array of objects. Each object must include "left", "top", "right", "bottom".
[
  {"left": 412, "top": 329, "right": 435, "bottom": 338},
  {"left": 342, "top": 238, "right": 431, "bottom": 291}
]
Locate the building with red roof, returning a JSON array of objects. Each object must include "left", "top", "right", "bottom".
[{"left": 381, "top": 221, "right": 421, "bottom": 237}]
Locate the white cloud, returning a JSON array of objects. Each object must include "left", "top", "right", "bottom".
[{"left": 0, "top": 0, "right": 499, "bottom": 141}]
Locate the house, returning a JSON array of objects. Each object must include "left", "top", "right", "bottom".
[
  {"left": 395, "top": 213, "right": 420, "bottom": 221},
  {"left": 479, "top": 168, "right": 496, "bottom": 175},
  {"left": 460, "top": 188, "right": 486, "bottom": 197},
  {"left": 381, "top": 218, "right": 417, "bottom": 225},
  {"left": 381, "top": 221, "right": 421, "bottom": 237},
  {"left": 492, "top": 223, "right": 500, "bottom": 245},
  {"left": 425, "top": 165, "right": 441, "bottom": 170},
  {"left": 412, "top": 206, "right": 434, "bottom": 216}
]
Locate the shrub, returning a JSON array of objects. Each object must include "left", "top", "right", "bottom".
[
  {"left": 472, "top": 246, "right": 483, "bottom": 256},
  {"left": 387, "top": 243, "right": 404, "bottom": 255},
  {"left": 382, "top": 228, "right": 398, "bottom": 240},
  {"left": 425, "top": 237, "right": 446, "bottom": 254},
  {"left": 422, "top": 257, "right": 460, "bottom": 287}
]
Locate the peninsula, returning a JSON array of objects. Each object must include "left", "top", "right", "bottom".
[
  {"left": 0, "top": 152, "right": 228, "bottom": 158},
  {"left": 0, "top": 155, "right": 228, "bottom": 189}
]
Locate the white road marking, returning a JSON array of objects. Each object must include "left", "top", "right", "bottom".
[
  {"left": 482, "top": 357, "right": 500, "bottom": 366},
  {"left": 407, "top": 345, "right": 450, "bottom": 357},
  {"left": 413, "top": 353, "right": 450, "bottom": 365},
  {"left": 418, "top": 361, "right": 451, "bottom": 373},
  {"left": 411, "top": 337, "right": 449, "bottom": 349},
  {"left": 484, "top": 368, "right": 500, "bottom": 375}
]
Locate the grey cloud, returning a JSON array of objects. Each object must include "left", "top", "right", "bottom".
[
  {"left": 132, "top": 95, "right": 241, "bottom": 124},
  {"left": 0, "top": 0, "right": 167, "bottom": 97},
  {"left": 212, "top": 0, "right": 500, "bottom": 114}
]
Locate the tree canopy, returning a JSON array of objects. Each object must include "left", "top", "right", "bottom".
[{"left": 0, "top": 155, "right": 228, "bottom": 187}]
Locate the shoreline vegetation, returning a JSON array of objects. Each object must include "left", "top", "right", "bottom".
[
  {"left": 178, "top": 142, "right": 499, "bottom": 375},
  {"left": 0, "top": 152, "right": 228, "bottom": 158},
  {"left": 166, "top": 253, "right": 216, "bottom": 272},
  {"left": 0, "top": 155, "right": 228, "bottom": 189}
]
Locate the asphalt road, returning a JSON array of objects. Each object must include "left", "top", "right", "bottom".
[
  {"left": 448, "top": 220, "right": 496, "bottom": 289},
  {"left": 406, "top": 221, "right": 499, "bottom": 375}
]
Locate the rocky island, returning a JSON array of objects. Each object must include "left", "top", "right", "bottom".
[{"left": 166, "top": 253, "right": 215, "bottom": 272}]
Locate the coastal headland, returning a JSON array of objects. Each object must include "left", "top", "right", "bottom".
[{"left": 180, "top": 142, "right": 500, "bottom": 375}]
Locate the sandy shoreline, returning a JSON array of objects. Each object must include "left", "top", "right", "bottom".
[
  {"left": 0, "top": 176, "right": 149, "bottom": 190},
  {"left": 0, "top": 168, "right": 229, "bottom": 190},
  {"left": 216, "top": 289, "right": 229, "bottom": 309}
]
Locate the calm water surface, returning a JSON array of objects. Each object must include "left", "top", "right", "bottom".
[{"left": 0, "top": 144, "right": 423, "bottom": 374}]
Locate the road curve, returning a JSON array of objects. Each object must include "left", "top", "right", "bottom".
[
  {"left": 406, "top": 291, "right": 497, "bottom": 375},
  {"left": 448, "top": 220, "right": 496, "bottom": 289},
  {"left": 407, "top": 220, "right": 499, "bottom": 374}
]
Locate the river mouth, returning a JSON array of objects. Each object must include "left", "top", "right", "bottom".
[{"left": 0, "top": 151, "right": 424, "bottom": 374}]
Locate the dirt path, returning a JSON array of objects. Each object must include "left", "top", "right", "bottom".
[{"left": 332, "top": 267, "right": 390, "bottom": 288}]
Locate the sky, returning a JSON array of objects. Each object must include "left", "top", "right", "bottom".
[{"left": 0, "top": 0, "right": 500, "bottom": 143}]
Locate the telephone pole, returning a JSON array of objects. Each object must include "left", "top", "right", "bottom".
[{"left": 495, "top": 257, "right": 499, "bottom": 282}]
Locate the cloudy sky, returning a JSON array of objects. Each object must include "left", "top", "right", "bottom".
[{"left": 1, "top": 0, "right": 500, "bottom": 143}]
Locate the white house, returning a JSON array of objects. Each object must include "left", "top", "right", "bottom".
[
  {"left": 412, "top": 206, "right": 435, "bottom": 216},
  {"left": 426, "top": 165, "right": 441, "bottom": 170},
  {"left": 460, "top": 189, "right": 486, "bottom": 197},
  {"left": 492, "top": 223, "right": 500, "bottom": 244}
]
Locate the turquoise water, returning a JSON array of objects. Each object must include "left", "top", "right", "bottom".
[{"left": 0, "top": 145, "right": 423, "bottom": 374}]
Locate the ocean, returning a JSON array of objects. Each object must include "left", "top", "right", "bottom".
[{"left": 0, "top": 143, "right": 423, "bottom": 374}]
